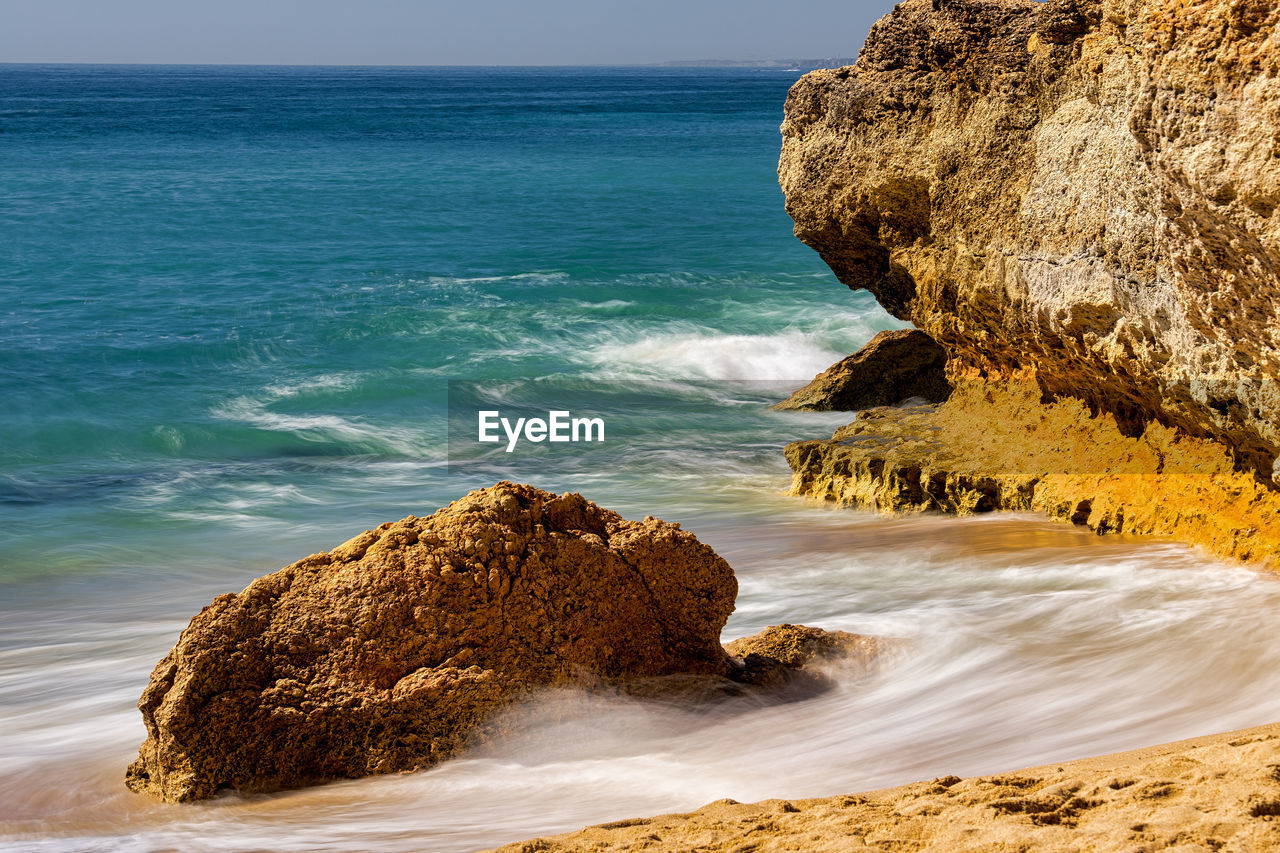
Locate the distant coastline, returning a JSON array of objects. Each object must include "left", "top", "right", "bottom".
[{"left": 653, "top": 58, "right": 855, "bottom": 70}]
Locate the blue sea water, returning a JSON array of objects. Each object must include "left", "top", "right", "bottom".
[{"left": 7, "top": 66, "right": 1280, "bottom": 853}]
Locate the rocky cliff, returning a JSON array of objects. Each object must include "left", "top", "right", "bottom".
[{"left": 779, "top": 0, "right": 1280, "bottom": 478}]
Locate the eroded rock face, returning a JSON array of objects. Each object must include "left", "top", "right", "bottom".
[
  {"left": 784, "top": 380, "right": 1280, "bottom": 566},
  {"left": 126, "top": 482, "right": 738, "bottom": 802},
  {"left": 779, "top": 0, "right": 1280, "bottom": 475},
  {"left": 774, "top": 328, "right": 950, "bottom": 411}
]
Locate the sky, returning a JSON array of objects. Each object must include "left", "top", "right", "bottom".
[{"left": 1, "top": 0, "right": 899, "bottom": 66}]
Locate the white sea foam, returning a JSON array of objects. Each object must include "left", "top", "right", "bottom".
[
  {"left": 209, "top": 372, "right": 442, "bottom": 459},
  {"left": 261, "top": 372, "right": 365, "bottom": 399},
  {"left": 422, "top": 271, "right": 570, "bottom": 287},
  {"left": 581, "top": 329, "right": 848, "bottom": 381},
  {"left": 212, "top": 399, "right": 431, "bottom": 457},
  {"left": 573, "top": 299, "right": 635, "bottom": 310}
]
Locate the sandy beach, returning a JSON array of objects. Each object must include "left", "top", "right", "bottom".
[{"left": 490, "top": 721, "right": 1280, "bottom": 851}]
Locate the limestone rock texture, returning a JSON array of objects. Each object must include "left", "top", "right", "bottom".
[
  {"left": 779, "top": 0, "right": 1280, "bottom": 476},
  {"left": 125, "top": 482, "right": 739, "bottom": 802},
  {"left": 774, "top": 328, "right": 951, "bottom": 411},
  {"left": 724, "top": 623, "right": 897, "bottom": 692},
  {"left": 725, "top": 623, "right": 887, "bottom": 671},
  {"left": 785, "top": 380, "right": 1280, "bottom": 566}
]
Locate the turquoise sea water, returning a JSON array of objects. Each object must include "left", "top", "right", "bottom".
[
  {"left": 7, "top": 66, "right": 1280, "bottom": 853},
  {"left": 1, "top": 64, "right": 890, "bottom": 587}
]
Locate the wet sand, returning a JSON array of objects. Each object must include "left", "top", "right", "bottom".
[{"left": 490, "top": 721, "right": 1280, "bottom": 851}]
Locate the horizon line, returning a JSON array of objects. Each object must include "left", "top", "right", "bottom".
[{"left": 0, "top": 59, "right": 855, "bottom": 70}]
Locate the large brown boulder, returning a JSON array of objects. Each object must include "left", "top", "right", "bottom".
[
  {"left": 125, "top": 482, "right": 738, "bottom": 802},
  {"left": 774, "top": 328, "right": 951, "bottom": 411}
]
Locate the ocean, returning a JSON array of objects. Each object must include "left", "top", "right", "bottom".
[{"left": 5, "top": 65, "right": 1280, "bottom": 852}]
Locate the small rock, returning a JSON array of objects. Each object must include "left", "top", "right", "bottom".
[
  {"left": 774, "top": 329, "right": 950, "bottom": 412},
  {"left": 726, "top": 623, "right": 889, "bottom": 676}
]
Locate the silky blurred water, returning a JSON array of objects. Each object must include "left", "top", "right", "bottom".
[{"left": 4, "top": 65, "right": 1280, "bottom": 852}]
